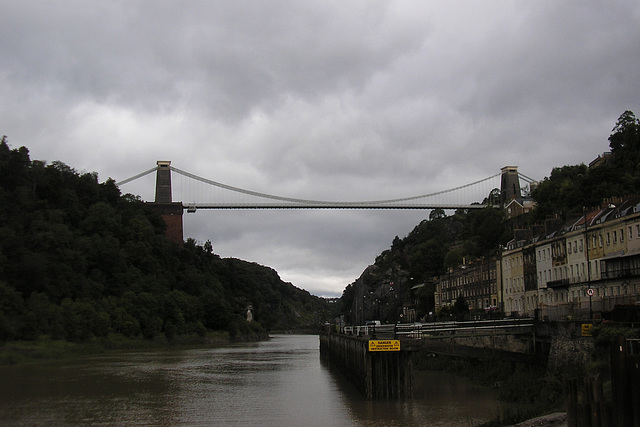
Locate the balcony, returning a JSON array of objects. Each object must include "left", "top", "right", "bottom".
[
  {"left": 601, "top": 266, "right": 640, "bottom": 280},
  {"left": 547, "top": 278, "right": 570, "bottom": 289}
]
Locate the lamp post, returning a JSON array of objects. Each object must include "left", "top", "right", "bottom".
[{"left": 362, "top": 294, "right": 366, "bottom": 325}]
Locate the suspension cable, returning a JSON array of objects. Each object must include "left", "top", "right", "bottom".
[
  {"left": 115, "top": 167, "right": 158, "bottom": 186},
  {"left": 170, "top": 166, "right": 501, "bottom": 206}
]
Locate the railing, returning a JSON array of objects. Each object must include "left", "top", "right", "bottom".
[
  {"left": 342, "top": 318, "right": 535, "bottom": 340},
  {"left": 547, "top": 278, "right": 571, "bottom": 288},
  {"left": 601, "top": 266, "right": 640, "bottom": 280}
]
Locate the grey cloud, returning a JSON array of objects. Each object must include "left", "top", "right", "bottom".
[
  {"left": 2, "top": 1, "right": 640, "bottom": 296},
  {"left": 1, "top": 1, "right": 429, "bottom": 122}
]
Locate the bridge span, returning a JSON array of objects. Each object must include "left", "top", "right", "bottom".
[
  {"left": 116, "top": 161, "right": 535, "bottom": 243},
  {"left": 116, "top": 162, "right": 526, "bottom": 210}
]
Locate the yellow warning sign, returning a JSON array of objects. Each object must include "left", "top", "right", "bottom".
[
  {"left": 368, "top": 340, "right": 401, "bottom": 352},
  {"left": 581, "top": 323, "right": 593, "bottom": 337}
]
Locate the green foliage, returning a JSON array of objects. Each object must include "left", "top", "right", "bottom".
[
  {"left": 0, "top": 281, "right": 25, "bottom": 340},
  {"left": 344, "top": 206, "right": 509, "bottom": 320},
  {"left": 532, "top": 164, "right": 590, "bottom": 219},
  {"left": 532, "top": 110, "right": 640, "bottom": 220},
  {"left": 591, "top": 324, "right": 638, "bottom": 352},
  {"left": 453, "top": 295, "right": 470, "bottom": 315},
  {"left": 0, "top": 137, "right": 332, "bottom": 343}
]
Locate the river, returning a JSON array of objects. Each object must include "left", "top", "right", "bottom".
[{"left": 0, "top": 335, "right": 502, "bottom": 426}]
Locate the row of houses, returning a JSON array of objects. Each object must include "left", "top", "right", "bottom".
[{"left": 435, "top": 197, "right": 640, "bottom": 320}]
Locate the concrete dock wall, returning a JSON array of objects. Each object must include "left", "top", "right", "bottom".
[{"left": 320, "top": 333, "right": 412, "bottom": 399}]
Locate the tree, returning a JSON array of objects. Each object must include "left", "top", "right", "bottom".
[
  {"left": 453, "top": 295, "right": 470, "bottom": 319},
  {"left": 0, "top": 281, "right": 25, "bottom": 340},
  {"left": 531, "top": 164, "right": 589, "bottom": 219},
  {"left": 484, "top": 188, "right": 501, "bottom": 206},
  {"left": 609, "top": 110, "right": 640, "bottom": 154},
  {"left": 608, "top": 110, "right": 640, "bottom": 192},
  {"left": 429, "top": 208, "right": 446, "bottom": 220}
]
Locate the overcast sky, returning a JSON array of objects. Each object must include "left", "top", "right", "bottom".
[{"left": 2, "top": 1, "right": 640, "bottom": 297}]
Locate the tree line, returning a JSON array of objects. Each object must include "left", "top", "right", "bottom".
[{"left": 0, "top": 137, "right": 332, "bottom": 342}]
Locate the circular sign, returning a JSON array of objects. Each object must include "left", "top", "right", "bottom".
[{"left": 586, "top": 288, "right": 595, "bottom": 296}]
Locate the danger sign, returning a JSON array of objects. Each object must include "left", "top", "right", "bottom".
[{"left": 368, "top": 340, "right": 401, "bottom": 352}]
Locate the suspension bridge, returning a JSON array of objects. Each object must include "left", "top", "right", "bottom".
[{"left": 116, "top": 162, "right": 536, "bottom": 211}]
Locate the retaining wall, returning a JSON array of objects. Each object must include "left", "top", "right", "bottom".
[{"left": 319, "top": 333, "right": 412, "bottom": 399}]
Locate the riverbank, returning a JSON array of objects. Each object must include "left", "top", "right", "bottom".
[{"left": 0, "top": 331, "right": 269, "bottom": 365}]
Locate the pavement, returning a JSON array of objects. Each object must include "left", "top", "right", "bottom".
[{"left": 510, "top": 412, "right": 567, "bottom": 427}]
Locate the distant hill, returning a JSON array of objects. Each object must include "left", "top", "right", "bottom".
[{"left": 0, "top": 137, "right": 333, "bottom": 342}]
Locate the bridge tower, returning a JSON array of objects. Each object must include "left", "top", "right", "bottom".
[
  {"left": 500, "top": 166, "right": 522, "bottom": 207},
  {"left": 149, "top": 161, "right": 184, "bottom": 244}
]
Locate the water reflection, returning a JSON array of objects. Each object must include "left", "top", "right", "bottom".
[{"left": 0, "top": 335, "right": 500, "bottom": 426}]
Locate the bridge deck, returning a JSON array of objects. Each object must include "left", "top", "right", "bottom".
[{"left": 184, "top": 204, "right": 488, "bottom": 210}]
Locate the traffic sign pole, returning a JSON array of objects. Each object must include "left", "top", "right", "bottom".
[{"left": 587, "top": 288, "right": 594, "bottom": 319}]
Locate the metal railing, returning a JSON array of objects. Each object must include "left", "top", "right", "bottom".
[{"left": 342, "top": 318, "right": 535, "bottom": 340}]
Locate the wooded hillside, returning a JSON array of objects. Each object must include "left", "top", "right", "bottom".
[{"left": 0, "top": 137, "right": 332, "bottom": 342}]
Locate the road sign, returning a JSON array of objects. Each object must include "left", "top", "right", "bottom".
[
  {"left": 587, "top": 288, "right": 595, "bottom": 296},
  {"left": 369, "top": 340, "right": 401, "bottom": 352},
  {"left": 581, "top": 323, "right": 593, "bottom": 337}
]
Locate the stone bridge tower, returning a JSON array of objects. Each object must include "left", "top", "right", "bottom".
[
  {"left": 500, "top": 166, "right": 522, "bottom": 207},
  {"left": 150, "top": 161, "right": 183, "bottom": 244}
]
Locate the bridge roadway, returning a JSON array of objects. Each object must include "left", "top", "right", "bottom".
[{"left": 183, "top": 202, "right": 489, "bottom": 210}]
